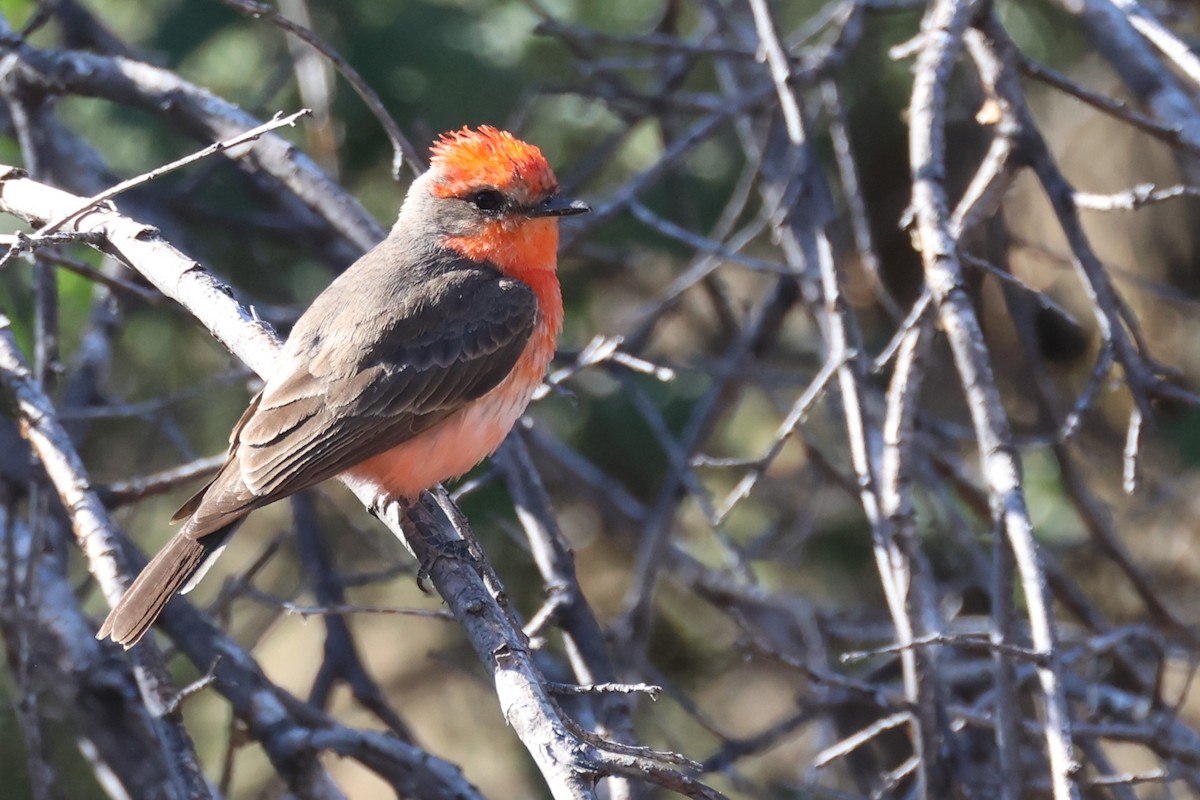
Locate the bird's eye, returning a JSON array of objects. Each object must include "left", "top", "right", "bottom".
[{"left": 469, "top": 190, "right": 505, "bottom": 213}]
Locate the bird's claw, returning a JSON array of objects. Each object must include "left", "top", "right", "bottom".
[{"left": 415, "top": 539, "right": 472, "bottom": 593}]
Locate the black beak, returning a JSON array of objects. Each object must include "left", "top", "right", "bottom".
[{"left": 529, "top": 193, "right": 590, "bottom": 218}]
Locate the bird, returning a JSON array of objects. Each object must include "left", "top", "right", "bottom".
[{"left": 97, "top": 126, "right": 588, "bottom": 647}]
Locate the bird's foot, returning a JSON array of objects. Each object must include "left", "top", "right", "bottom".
[{"left": 415, "top": 538, "right": 472, "bottom": 593}]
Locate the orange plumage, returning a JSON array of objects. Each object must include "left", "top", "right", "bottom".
[{"left": 430, "top": 125, "right": 560, "bottom": 201}]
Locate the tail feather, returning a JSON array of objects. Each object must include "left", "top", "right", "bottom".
[{"left": 97, "top": 524, "right": 235, "bottom": 648}]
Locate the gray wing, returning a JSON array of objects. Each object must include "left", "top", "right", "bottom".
[{"left": 177, "top": 260, "right": 537, "bottom": 538}]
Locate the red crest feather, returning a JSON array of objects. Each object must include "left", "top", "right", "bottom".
[{"left": 429, "top": 126, "right": 558, "bottom": 199}]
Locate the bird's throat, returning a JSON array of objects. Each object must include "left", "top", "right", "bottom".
[{"left": 445, "top": 218, "right": 563, "bottom": 337}]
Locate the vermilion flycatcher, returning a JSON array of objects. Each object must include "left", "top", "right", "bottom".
[{"left": 98, "top": 126, "right": 588, "bottom": 647}]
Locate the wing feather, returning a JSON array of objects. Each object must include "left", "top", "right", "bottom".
[{"left": 233, "top": 262, "right": 537, "bottom": 499}]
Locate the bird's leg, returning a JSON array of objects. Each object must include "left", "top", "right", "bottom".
[
  {"left": 430, "top": 486, "right": 509, "bottom": 607},
  {"left": 399, "top": 490, "right": 473, "bottom": 593}
]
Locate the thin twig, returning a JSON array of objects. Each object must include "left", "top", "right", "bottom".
[{"left": 218, "top": 0, "right": 422, "bottom": 177}]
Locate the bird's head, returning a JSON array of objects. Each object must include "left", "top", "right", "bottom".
[{"left": 400, "top": 126, "right": 588, "bottom": 276}]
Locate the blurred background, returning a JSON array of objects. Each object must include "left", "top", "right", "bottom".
[{"left": 1, "top": 0, "right": 1200, "bottom": 797}]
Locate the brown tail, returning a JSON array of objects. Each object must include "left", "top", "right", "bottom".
[{"left": 97, "top": 525, "right": 235, "bottom": 648}]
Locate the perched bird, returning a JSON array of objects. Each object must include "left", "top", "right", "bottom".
[{"left": 98, "top": 126, "right": 588, "bottom": 647}]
